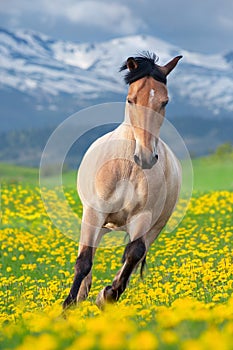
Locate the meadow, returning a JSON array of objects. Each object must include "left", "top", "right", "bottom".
[{"left": 0, "top": 154, "right": 233, "bottom": 349}]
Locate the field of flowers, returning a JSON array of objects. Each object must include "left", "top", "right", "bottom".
[{"left": 1, "top": 183, "right": 233, "bottom": 349}]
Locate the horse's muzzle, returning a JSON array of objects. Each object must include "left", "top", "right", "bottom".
[{"left": 134, "top": 153, "right": 158, "bottom": 169}]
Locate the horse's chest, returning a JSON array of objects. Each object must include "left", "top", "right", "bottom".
[{"left": 95, "top": 159, "right": 148, "bottom": 202}]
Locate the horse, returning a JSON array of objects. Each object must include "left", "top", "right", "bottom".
[{"left": 63, "top": 52, "right": 182, "bottom": 309}]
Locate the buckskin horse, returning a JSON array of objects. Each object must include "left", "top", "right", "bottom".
[{"left": 63, "top": 52, "right": 182, "bottom": 309}]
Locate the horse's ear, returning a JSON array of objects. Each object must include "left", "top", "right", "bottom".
[
  {"left": 160, "top": 55, "right": 183, "bottom": 76},
  {"left": 127, "top": 57, "right": 138, "bottom": 71}
]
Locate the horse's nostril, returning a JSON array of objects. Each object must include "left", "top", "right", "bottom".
[
  {"left": 134, "top": 154, "right": 158, "bottom": 169},
  {"left": 134, "top": 154, "right": 140, "bottom": 164},
  {"left": 150, "top": 154, "right": 158, "bottom": 167}
]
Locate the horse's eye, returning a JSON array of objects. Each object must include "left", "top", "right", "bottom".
[{"left": 161, "top": 100, "right": 169, "bottom": 108}]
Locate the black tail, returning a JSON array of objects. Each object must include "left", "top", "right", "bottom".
[{"left": 140, "top": 256, "right": 147, "bottom": 279}]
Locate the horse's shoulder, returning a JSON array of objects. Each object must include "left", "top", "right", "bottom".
[{"left": 158, "top": 139, "right": 181, "bottom": 175}]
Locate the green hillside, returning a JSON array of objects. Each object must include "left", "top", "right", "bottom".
[
  {"left": 0, "top": 152, "right": 232, "bottom": 191},
  {"left": 0, "top": 163, "right": 39, "bottom": 184},
  {"left": 192, "top": 157, "right": 233, "bottom": 191}
]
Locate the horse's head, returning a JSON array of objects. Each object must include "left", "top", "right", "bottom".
[{"left": 121, "top": 53, "right": 182, "bottom": 169}]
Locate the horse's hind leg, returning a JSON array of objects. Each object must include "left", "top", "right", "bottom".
[{"left": 96, "top": 237, "right": 146, "bottom": 308}]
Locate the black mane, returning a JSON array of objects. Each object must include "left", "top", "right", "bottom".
[{"left": 119, "top": 52, "right": 167, "bottom": 85}]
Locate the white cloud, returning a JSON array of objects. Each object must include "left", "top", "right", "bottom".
[
  {"left": 0, "top": 0, "right": 232, "bottom": 53},
  {"left": 63, "top": 1, "right": 146, "bottom": 34},
  {"left": 0, "top": 0, "right": 146, "bottom": 35}
]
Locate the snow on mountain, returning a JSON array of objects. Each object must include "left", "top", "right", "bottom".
[{"left": 0, "top": 27, "right": 233, "bottom": 119}]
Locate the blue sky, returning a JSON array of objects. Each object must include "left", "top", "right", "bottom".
[{"left": 0, "top": 0, "right": 232, "bottom": 54}]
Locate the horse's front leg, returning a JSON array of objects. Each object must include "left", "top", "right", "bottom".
[
  {"left": 76, "top": 269, "right": 92, "bottom": 303},
  {"left": 63, "top": 209, "right": 106, "bottom": 309},
  {"left": 63, "top": 244, "right": 93, "bottom": 308},
  {"left": 96, "top": 237, "right": 146, "bottom": 308}
]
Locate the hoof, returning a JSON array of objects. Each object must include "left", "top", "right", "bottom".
[
  {"left": 96, "top": 286, "right": 117, "bottom": 310},
  {"left": 63, "top": 294, "right": 76, "bottom": 310}
]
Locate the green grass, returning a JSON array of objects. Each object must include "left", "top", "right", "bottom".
[
  {"left": 1, "top": 152, "right": 232, "bottom": 349},
  {"left": 1, "top": 183, "right": 233, "bottom": 350},
  {"left": 0, "top": 163, "right": 76, "bottom": 188},
  {"left": 192, "top": 156, "right": 233, "bottom": 191},
  {"left": 0, "top": 163, "right": 39, "bottom": 184}
]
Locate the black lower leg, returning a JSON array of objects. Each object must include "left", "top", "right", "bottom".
[
  {"left": 105, "top": 238, "right": 146, "bottom": 302},
  {"left": 63, "top": 246, "right": 93, "bottom": 309}
]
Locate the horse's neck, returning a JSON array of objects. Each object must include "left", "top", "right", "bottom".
[
  {"left": 116, "top": 122, "right": 134, "bottom": 141},
  {"left": 123, "top": 105, "right": 130, "bottom": 124},
  {"left": 115, "top": 105, "right": 133, "bottom": 140}
]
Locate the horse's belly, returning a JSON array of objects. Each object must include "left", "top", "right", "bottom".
[{"left": 103, "top": 211, "right": 128, "bottom": 231}]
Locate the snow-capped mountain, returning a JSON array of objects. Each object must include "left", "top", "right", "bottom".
[{"left": 0, "top": 27, "right": 232, "bottom": 131}]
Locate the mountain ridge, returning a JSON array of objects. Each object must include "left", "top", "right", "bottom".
[
  {"left": 0, "top": 27, "right": 232, "bottom": 164},
  {"left": 0, "top": 27, "right": 232, "bottom": 132},
  {"left": 0, "top": 29, "right": 233, "bottom": 111}
]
